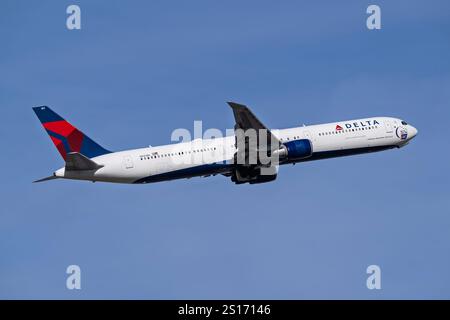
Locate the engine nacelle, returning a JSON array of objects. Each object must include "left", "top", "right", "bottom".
[
  {"left": 248, "top": 173, "right": 277, "bottom": 184},
  {"left": 231, "top": 165, "right": 278, "bottom": 185},
  {"left": 273, "top": 139, "right": 313, "bottom": 161}
]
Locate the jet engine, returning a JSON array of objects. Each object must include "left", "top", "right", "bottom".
[
  {"left": 272, "top": 139, "right": 313, "bottom": 161},
  {"left": 231, "top": 165, "right": 278, "bottom": 185}
]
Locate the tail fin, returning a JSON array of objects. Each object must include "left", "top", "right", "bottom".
[{"left": 32, "top": 106, "right": 111, "bottom": 160}]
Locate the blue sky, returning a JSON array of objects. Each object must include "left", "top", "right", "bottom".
[{"left": 1, "top": 0, "right": 449, "bottom": 299}]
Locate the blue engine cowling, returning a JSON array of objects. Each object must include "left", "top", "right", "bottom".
[{"left": 283, "top": 139, "right": 312, "bottom": 160}]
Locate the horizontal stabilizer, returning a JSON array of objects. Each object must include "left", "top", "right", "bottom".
[
  {"left": 65, "top": 152, "right": 103, "bottom": 171},
  {"left": 33, "top": 175, "right": 59, "bottom": 183}
]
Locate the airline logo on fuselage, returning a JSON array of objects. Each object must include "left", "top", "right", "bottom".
[
  {"left": 341, "top": 119, "right": 380, "bottom": 129},
  {"left": 396, "top": 127, "right": 408, "bottom": 140}
]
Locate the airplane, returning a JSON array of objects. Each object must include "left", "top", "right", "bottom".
[{"left": 32, "top": 103, "right": 418, "bottom": 185}]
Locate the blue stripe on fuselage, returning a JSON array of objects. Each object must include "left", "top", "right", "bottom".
[
  {"left": 133, "top": 144, "right": 397, "bottom": 184},
  {"left": 133, "top": 162, "right": 232, "bottom": 184},
  {"left": 294, "top": 144, "right": 396, "bottom": 162}
]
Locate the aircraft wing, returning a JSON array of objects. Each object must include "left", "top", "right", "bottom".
[{"left": 228, "top": 102, "right": 281, "bottom": 165}]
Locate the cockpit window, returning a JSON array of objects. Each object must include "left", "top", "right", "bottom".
[{"left": 401, "top": 120, "right": 408, "bottom": 125}]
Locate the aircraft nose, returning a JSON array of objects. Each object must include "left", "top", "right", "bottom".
[{"left": 409, "top": 125, "right": 418, "bottom": 138}]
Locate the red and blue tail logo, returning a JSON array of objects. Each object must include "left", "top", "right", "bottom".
[{"left": 33, "top": 106, "right": 111, "bottom": 160}]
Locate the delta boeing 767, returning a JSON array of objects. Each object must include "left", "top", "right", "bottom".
[{"left": 33, "top": 102, "right": 417, "bottom": 185}]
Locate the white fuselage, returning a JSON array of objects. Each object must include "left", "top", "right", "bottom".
[{"left": 55, "top": 117, "right": 417, "bottom": 184}]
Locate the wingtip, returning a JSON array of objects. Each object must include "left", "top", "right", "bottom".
[{"left": 227, "top": 101, "right": 246, "bottom": 109}]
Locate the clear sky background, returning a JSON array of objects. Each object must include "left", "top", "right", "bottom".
[{"left": 1, "top": 0, "right": 449, "bottom": 299}]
